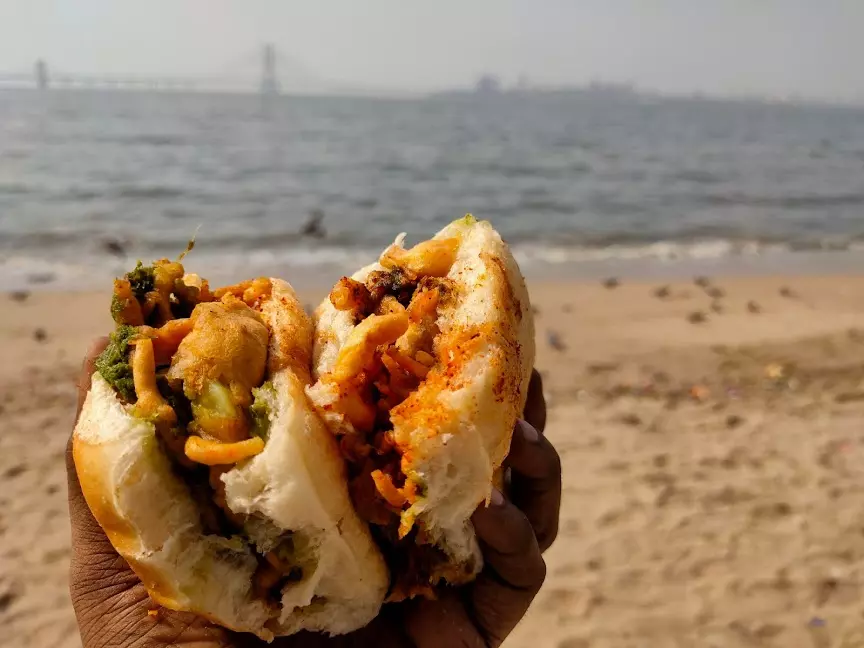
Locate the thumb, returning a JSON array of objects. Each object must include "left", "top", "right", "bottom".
[
  {"left": 68, "top": 337, "right": 111, "bottom": 551},
  {"left": 67, "top": 338, "right": 135, "bottom": 613}
]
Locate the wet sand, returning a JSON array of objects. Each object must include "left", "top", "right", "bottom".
[{"left": 3, "top": 274, "right": 864, "bottom": 647}]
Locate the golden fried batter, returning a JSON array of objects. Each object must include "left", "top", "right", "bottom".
[{"left": 168, "top": 296, "right": 270, "bottom": 406}]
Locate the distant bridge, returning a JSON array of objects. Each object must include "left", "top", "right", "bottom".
[
  {"left": 0, "top": 44, "right": 309, "bottom": 95},
  {"left": 0, "top": 70, "right": 207, "bottom": 91}
]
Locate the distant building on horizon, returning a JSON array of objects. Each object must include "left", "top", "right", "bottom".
[
  {"left": 35, "top": 59, "right": 49, "bottom": 90},
  {"left": 475, "top": 74, "right": 502, "bottom": 94},
  {"left": 587, "top": 80, "right": 637, "bottom": 98}
]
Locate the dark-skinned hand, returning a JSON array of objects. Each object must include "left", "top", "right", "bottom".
[{"left": 68, "top": 339, "right": 562, "bottom": 648}]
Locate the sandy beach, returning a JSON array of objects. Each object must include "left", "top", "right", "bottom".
[{"left": 3, "top": 272, "right": 864, "bottom": 647}]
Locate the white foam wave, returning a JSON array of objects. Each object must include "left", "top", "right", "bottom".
[
  {"left": 512, "top": 239, "right": 790, "bottom": 265},
  {"left": 1, "top": 238, "right": 857, "bottom": 292}
]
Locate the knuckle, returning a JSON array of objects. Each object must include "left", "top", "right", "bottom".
[
  {"left": 537, "top": 518, "right": 559, "bottom": 552},
  {"left": 544, "top": 440, "right": 562, "bottom": 477},
  {"left": 529, "top": 555, "right": 547, "bottom": 594},
  {"left": 505, "top": 513, "right": 538, "bottom": 557}
]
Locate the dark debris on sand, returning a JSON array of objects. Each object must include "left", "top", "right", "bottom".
[
  {"left": 619, "top": 413, "right": 642, "bottom": 427},
  {"left": 603, "top": 277, "right": 620, "bottom": 289},
  {"left": 546, "top": 329, "right": 567, "bottom": 352},
  {"left": 725, "top": 414, "right": 745, "bottom": 429},
  {"left": 26, "top": 272, "right": 55, "bottom": 285},
  {"left": 688, "top": 311, "right": 708, "bottom": 324}
]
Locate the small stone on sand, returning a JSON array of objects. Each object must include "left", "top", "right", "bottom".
[
  {"left": 546, "top": 329, "right": 567, "bottom": 351},
  {"left": 0, "top": 590, "right": 16, "bottom": 613},
  {"left": 725, "top": 414, "right": 744, "bottom": 429},
  {"left": 33, "top": 328, "right": 47, "bottom": 343},
  {"left": 587, "top": 362, "right": 619, "bottom": 375},
  {"left": 26, "top": 272, "right": 55, "bottom": 285},
  {"left": 653, "top": 286, "right": 671, "bottom": 299},
  {"left": 690, "top": 384, "right": 711, "bottom": 401},
  {"left": 835, "top": 391, "right": 864, "bottom": 404},
  {"left": 3, "top": 464, "right": 26, "bottom": 479},
  {"left": 9, "top": 290, "right": 30, "bottom": 302},
  {"left": 603, "top": 277, "right": 620, "bottom": 289},
  {"left": 694, "top": 276, "right": 712, "bottom": 288},
  {"left": 688, "top": 311, "right": 708, "bottom": 324},
  {"left": 620, "top": 413, "right": 642, "bottom": 426},
  {"left": 747, "top": 300, "right": 762, "bottom": 314}
]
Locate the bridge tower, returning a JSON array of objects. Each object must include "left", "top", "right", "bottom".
[
  {"left": 35, "top": 59, "right": 49, "bottom": 90},
  {"left": 260, "top": 43, "right": 280, "bottom": 96}
]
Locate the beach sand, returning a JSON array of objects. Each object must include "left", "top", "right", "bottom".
[{"left": 3, "top": 274, "right": 864, "bottom": 647}]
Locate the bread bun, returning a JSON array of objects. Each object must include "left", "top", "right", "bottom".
[
  {"left": 308, "top": 217, "right": 535, "bottom": 591},
  {"left": 73, "top": 279, "right": 388, "bottom": 639}
]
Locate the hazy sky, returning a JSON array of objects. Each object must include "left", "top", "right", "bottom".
[{"left": 1, "top": 1, "right": 861, "bottom": 100}]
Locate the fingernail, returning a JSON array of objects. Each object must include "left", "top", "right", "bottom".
[
  {"left": 490, "top": 488, "right": 505, "bottom": 507},
  {"left": 516, "top": 419, "right": 540, "bottom": 443}
]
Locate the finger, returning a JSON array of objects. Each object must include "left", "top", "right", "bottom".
[
  {"left": 469, "top": 490, "right": 546, "bottom": 647},
  {"left": 507, "top": 419, "right": 562, "bottom": 552},
  {"left": 405, "top": 592, "right": 485, "bottom": 648},
  {"left": 76, "top": 337, "right": 109, "bottom": 422},
  {"left": 523, "top": 369, "right": 546, "bottom": 433},
  {"left": 304, "top": 605, "right": 414, "bottom": 648}
]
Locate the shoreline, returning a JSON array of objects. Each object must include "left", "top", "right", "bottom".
[
  {"left": 3, "top": 248, "right": 863, "bottom": 295},
  {"left": 524, "top": 248, "right": 864, "bottom": 283}
]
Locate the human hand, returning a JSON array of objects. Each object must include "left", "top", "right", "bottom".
[{"left": 68, "top": 340, "right": 561, "bottom": 648}]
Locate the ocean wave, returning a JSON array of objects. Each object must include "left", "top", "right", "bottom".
[
  {"left": 517, "top": 199, "right": 580, "bottom": 214},
  {"left": 124, "top": 134, "right": 188, "bottom": 147},
  {"left": 671, "top": 169, "right": 726, "bottom": 185},
  {"left": 33, "top": 185, "right": 190, "bottom": 202},
  {"left": 699, "top": 192, "right": 864, "bottom": 209},
  {"left": 3, "top": 236, "right": 863, "bottom": 293},
  {"left": 4, "top": 225, "right": 864, "bottom": 259},
  {"left": 90, "top": 133, "right": 189, "bottom": 147},
  {"left": 113, "top": 185, "right": 187, "bottom": 199},
  {"left": 49, "top": 187, "right": 103, "bottom": 201},
  {"left": 0, "top": 182, "right": 33, "bottom": 195},
  {"left": 0, "top": 245, "right": 381, "bottom": 292},
  {"left": 513, "top": 239, "right": 787, "bottom": 264}
]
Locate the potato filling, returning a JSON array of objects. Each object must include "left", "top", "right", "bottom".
[
  {"left": 322, "top": 238, "right": 464, "bottom": 600},
  {"left": 100, "top": 259, "right": 299, "bottom": 603}
]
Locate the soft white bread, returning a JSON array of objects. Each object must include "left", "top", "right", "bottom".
[
  {"left": 73, "top": 279, "right": 388, "bottom": 640},
  {"left": 308, "top": 217, "right": 535, "bottom": 573},
  {"left": 223, "top": 280, "right": 388, "bottom": 635}
]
